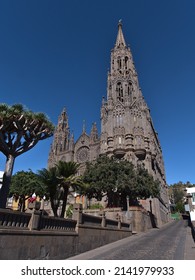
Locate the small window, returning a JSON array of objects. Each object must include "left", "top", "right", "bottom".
[
  {"left": 125, "top": 56, "right": 128, "bottom": 69},
  {"left": 117, "top": 57, "right": 122, "bottom": 70},
  {"left": 128, "top": 82, "right": 133, "bottom": 95},
  {"left": 116, "top": 82, "right": 123, "bottom": 102}
]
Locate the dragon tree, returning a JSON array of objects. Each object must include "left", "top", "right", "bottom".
[{"left": 0, "top": 103, "right": 54, "bottom": 208}]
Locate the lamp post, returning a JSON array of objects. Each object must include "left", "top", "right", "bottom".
[
  {"left": 40, "top": 195, "right": 46, "bottom": 211},
  {"left": 74, "top": 192, "right": 78, "bottom": 203}
]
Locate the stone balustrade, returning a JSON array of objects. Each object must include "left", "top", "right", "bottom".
[
  {"left": 0, "top": 209, "right": 31, "bottom": 229},
  {"left": 106, "top": 218, "right": 119, "bottom": 228},
  {"left": 0, "top": 206, "right": 131, "bottom": 233},
  {"left": 39, "top": 215, "right": 76, "bottom": 231},
  {"left": 72, "top": 203, "right": 131, "bottom": 231},
  {"left": 82, "top": 213, "right": 102, "bottom": 227}
]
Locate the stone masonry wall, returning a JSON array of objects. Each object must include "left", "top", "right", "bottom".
[
  {"left": 0, "top": 226, "right": 131, "bottom": 260},
  {"left": 0, "top": 207, "right": 132, "bottom": 260}
]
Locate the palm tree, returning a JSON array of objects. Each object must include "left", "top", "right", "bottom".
[
  {"left": 56, "top": 161, "right": 84, "bottom": 218},
  {"left": 0, "top": 103, "right": 54, "bottom": 208},
  {"left": 38, "top": 161, "right": 85, "bottom": 217},
  {"left": 37, "top": 167, "right": 60, "bottom": 217}
]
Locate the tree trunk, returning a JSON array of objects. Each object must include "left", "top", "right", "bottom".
[
  {"left": 60, "top": 187, "right": 69, "bottom": 218},
  {"left": 50, "top": 199, "right": 59, "bottom": 217},
  {"left": 0, "top": 155, "right": 15, "bottom": 208}
]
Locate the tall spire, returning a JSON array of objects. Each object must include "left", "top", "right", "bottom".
[
  {"left": 115, "top": 20, "right": 126, "bottom": 48},
  {"left": 57, "top": 107, "right": 69, "bottom": 131},
  {"left": 90, "top": 122, "right": 99, "bottom": 143}
]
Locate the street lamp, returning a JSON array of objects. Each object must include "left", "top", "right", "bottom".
[
  {"left": 74, "top": 192, "right": 78, "bottom": 203},
  {"left": 40, "top": 195, "right": 46, "bottom": 211}
]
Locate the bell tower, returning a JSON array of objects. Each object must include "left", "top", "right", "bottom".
[
  {"left": 48, "top": 108, "right": 74, "bottom": 168},
  {"left": 101, "top": 20, "right": 145, "bottom": 159},
  {"left": 100, "top": 21, "right": 168, "bottom": 223},
  {"left": 107, "top": 20, "right": 140, "bottom": 104}
]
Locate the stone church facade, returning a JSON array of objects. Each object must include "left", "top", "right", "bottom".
[{"left": 48, "top": 21, "right": 169, "bottom": 225}]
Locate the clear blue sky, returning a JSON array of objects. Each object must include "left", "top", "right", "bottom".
[{"left": 0, "top": 0, "right": 195, "bottom": 185}]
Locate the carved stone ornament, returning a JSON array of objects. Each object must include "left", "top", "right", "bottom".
[{"left": 76, "top": 146, "right": 90, "bottom": 163}]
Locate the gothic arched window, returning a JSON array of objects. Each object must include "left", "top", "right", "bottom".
[
  {"left": 128, "top": 82, "right": 133, "bottom": 96},
  {"left": 116, "top": 82, "right": 123, "bottom": 102},
  {"left": 119, "top": 114, "right": 123, "bottom": 126},
  {"left": 115, "top": 114, "right": 123, "bottom": 127},
  {"left": 124, "top": 56, "right": 128, "bottom": 69},
  {"left": 117, "top": 57, "right": 122, "bottom": 70}
]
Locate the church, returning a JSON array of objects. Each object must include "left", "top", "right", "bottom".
[{"left": 48, "top": 21, "right": 169, "bottom": 225}]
